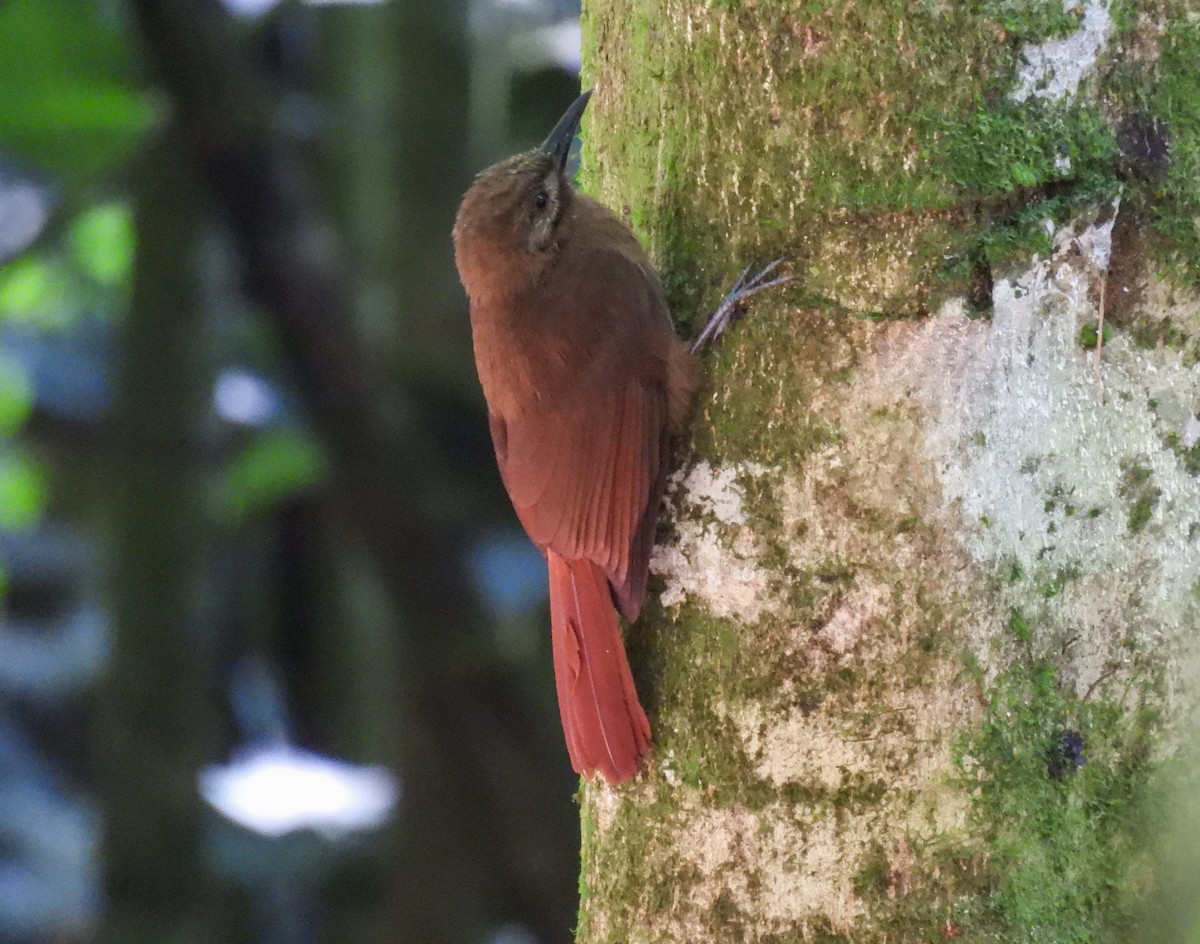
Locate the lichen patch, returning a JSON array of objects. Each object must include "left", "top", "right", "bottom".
[
  {"left": 871, "top": 213, "right": 1200, "bottom": 698},
  {"left": 651, "top": 460, "right": 774, "bottom": 622},
  {"left": 1012, "top": 0, "right": 1114, "bottom": 102},
  {"left": 649, "top": 801, "right": 869, "bottom": 938},
  {"left": 817, "top": 581, "right": 891, "bottom": 655}
]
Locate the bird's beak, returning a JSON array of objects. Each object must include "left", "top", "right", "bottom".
[{"left": 540, "top": 89, "right": 592, "bottom": 173}]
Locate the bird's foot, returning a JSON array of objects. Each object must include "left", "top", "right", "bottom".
[{"left": 689, "top": 259, "right": 793, "bottom": 355}]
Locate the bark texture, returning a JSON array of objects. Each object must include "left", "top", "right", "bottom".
[
  {"left": 577, "top": 1, "right": 1200, "bottom": 941},
  {"left": 97, "top": 123, "right": 225, "bottom": 944}
]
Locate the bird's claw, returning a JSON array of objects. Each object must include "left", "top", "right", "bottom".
[{"left": 690, "top": 259, "right": 793, "bottom": 354}]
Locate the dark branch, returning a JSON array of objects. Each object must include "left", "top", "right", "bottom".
[{"left": 128, "top": 0, "right": 475, "bottom": 631}]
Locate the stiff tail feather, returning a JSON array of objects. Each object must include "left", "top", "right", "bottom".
[{"left": 547, "top": 550, "right": 651, "bottom": 783}]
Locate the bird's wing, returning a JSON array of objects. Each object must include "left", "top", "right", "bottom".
[
  {"left": 483, "top": 219, "right": 679, "bottom": 621},
  {"left": 490, "top": 375, "right": 666, "bottom": 622}
]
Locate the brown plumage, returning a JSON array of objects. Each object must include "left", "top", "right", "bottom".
[{"left": 453, "top": 90, "right": 697, "bottom": 783}]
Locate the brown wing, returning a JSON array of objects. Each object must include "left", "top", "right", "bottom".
[
  {"left": 482, "top": 207, "right": 679, "bottom": 621},
  {"left": 490, "top": 376, "right": 666, "bottom": 621}
]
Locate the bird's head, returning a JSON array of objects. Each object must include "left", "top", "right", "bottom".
[{"left": 454, "top": 90, "right": 591, "bottom": 297}]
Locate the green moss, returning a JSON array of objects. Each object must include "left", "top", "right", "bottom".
[
  {"left": 692, "top": 300, "right": 841, "bottom": 467},
  {"left": 1119, "top": 461, "right": 1161, "bottom": 533},
  {"left": 577, "top": 779, "right": 698, "bottom": 942},
  {"left": 583, "top": 0, "right": 1200, "bottom": 392},
  {"left": 1007, "top": 606, "right": 1032, "bottom": 642},
  {"left": 1039, "top": 564, "right": 1081, "bottom": 599},
  {"left": 1078, "top": 321, "right": 1115, "bottom": 348},
  {"left": 1124, "top": 463, "right": 1152, "bottom": 487},
  {"left": 852, "top": 843, "right": 893, "bottom": 897},
  {"left": 1142, "top": 319, "right": 1185, "bottom": 350},
  {"left": 576, "top": 793, "right": 596, "bottom": 938},
  {"left": 928, "top": 100, "right": 1116, "bottom": 199},
  {"left": 1145, "top": 21, "right": 1200, "bottom": 287},
  {"left": 1043, "top": 481, "right": 1076, "bottom": 513},
  {"left": 580, "top": 0, "right": 1132, "bottom": 330},
  {"left": 1002, "top": 557, "right": 1024, "bottom": 584},
  {"left": 625, "top": 601, "right": 760, "bottom": 799},
  {"left": 1162, "top": 430, "right": 1200, "bottom": 476},
  {"left": 846, "top": 630, "right": 1163, "bottom": 944},
  {"left": 979, "top": 0, "right": 1085, "bottom": 42},
  {"left": 950, "top": 658, "right": 1158, "bottom": 942},
  {"left": 926, "top": 98, "right": 1119, "bottom": 280},
  {"left": 710, "top": 888, "right": 743, "bottom": 925},
  {"left": 630, "top": 596, "right": 897, "bottom": 811},
  {"left": 1127, "top": 495, "right": 1158, "bottom": 533}
]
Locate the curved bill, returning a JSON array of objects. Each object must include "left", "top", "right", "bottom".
[{"left": 540, "top": 89, "right": 592, "bottom": 172}]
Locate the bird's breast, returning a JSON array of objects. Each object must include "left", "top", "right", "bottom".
[{"left": 469, "top": 293, "right": 578, "bottom": 417}]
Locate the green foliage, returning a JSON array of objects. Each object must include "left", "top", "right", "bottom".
[
  {"left": 69, "top": 203, "right": 135, "bottom": 289},
  {"left": 959, "top": 659, "right": 1155, "bottom": 943},
  {"left": 0, "top": 201, "right": 136, "bottom": 328},
  {"left": 0, "top": 355, "right": 34, "bottom": 436},
  {"left": 0, "top": 326, "right": 44, "bottom": 539},
  {"left": 0, "top": 449, "right": 47, "bottom": 531},
  {"left": 0, "top": 0, "right": 156, "bottom": 187},
  {"left": 221, "top": 429, "right": 329, "bottom": 522},
  {"left": 0, "top": 257, "right": 74, "bottom": 329}
]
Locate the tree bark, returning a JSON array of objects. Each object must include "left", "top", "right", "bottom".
[
  {"left": 577, "top": 2, "right": 1200, "bottom": 941},
  {"left": 96, "top": 122, "right": 227, "bottom": 944}
]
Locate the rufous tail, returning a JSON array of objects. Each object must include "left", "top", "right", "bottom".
[{"left": 547, "top": 550, "right": 651, "bottom": 783}]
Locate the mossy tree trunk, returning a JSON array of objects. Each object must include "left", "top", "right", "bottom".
[{"left": 577, "top": 2, "right": 1200, "bottom": 941}]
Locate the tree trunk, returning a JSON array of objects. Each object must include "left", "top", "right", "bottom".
[
  {"left": 577, "top": 2, "right": 1200, "bottom": 941},
  {"left": 96, "top": 122, "right": 227, "bottom": 944}
]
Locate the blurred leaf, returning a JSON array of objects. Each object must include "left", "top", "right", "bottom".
[
  {"left": 223, "top": 429, "right": 328, "bottom": 521},
  {"left": 69, "top": 202, "right": 134, "bottom": 288},
  {"left": 0, "top": 0, "right": 158, "bottom": 187},
  {"left": 0, "top": 449, "right": 48, "bottom": 531},
  {"left": 0, "top": 354, "right": 34, "bottom": 435},
  {"left": 0, "top": 257, "right": 52, "bottom": 316},
  {"left": 0, "top": 256, "right": 75, "bottom": 329}
]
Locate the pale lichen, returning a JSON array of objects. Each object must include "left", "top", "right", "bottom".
[
  {"left": 1012, "top": 0, "right": 1114, "bottom": 102},
  {"left": 872, "top": 210, "right": 1200, "bottom": 696},
  {"left": 651, "top": 460, "right": 774, "bottom": 622}
]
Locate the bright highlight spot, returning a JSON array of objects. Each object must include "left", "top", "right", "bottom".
[
  {"left": 213, "top": 369, "right": 278, "bottom": 426},
  {"left": 199, "top": 745, "right": 399, "bottom": 839}
]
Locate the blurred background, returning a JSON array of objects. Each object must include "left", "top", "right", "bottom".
[{"left": 0, "top": 0, "right": 586, "bottom": 942}]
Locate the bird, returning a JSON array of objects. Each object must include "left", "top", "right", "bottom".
[{"left": 453, "top": 89, "right": 788, "bottom": 783}]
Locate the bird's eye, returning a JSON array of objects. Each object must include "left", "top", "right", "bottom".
[{"left": 534, "top": 191, "right": 549, "bottom": 211}]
